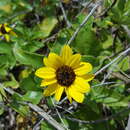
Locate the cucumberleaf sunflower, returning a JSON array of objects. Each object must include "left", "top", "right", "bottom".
[
  {"left": 35, "top": 45, "right": 94, "bottom": 103},
  {"left": 0, "top": 23, "right": 17, "bottom": 42}
]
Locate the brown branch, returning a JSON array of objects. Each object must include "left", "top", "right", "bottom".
[
  {"left": 111, "top": 72, "right": 130, "bottom": 84},
  {"left": 126, "top": 114, "right": 130, "bottom": 130},
  {"left": 3, "top": 87, "right": 66, "bottom": 130},
  {"left": 42, "top": 33, "right": 58, "bottom": 43},
  {"left": 59, "top": 1, "right": 72, "bottom": 28},
  {"left": 95, "top": 47, "right": 130, "bottom": 76},
  {"left": 67, "top": 1, "right": 101, "bottom": 45}
]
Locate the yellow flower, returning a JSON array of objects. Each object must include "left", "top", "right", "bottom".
[
  {"left": 35, "top": 45, "right": 94, "bottom": 103},
  {"left": 0, "top": 23, "right": 17, "bottom": 42}
]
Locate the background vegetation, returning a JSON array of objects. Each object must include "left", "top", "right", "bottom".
[{"left": 0, "top": 0, "right": 130, "bottom": 129}]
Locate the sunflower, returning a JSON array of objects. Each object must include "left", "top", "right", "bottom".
[
  {"left": 0, "top": 23, "right": 17, "bottom": 42},
  {"left": 35, "top": 45, "right": 94, "bottom": 103}
]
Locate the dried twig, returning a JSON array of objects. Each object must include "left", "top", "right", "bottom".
[
  {"left": 101, "top": 56, "right": 125, "bottom": 84},
  {"left": 67, "top": 1, "right": 101, "bottom": 45},
  {"left": 33, "top": 117, "right": 44, "bottom": 130},
  {"left": 3, "top": 87, "right": 66, "bottom": 130},
  {"left": 51, "top": 98, "right": 69, "bottom": 130},
  {"left": 59, "top": 1, "right": 72, "bottom": 28},
  {"left": 56, "top": 105, "right": 73, "bottom": 115},
  {"left": 126, "top": 114, "right": 130, "bottom": 130},
  {"left": 57, "top": 97, "right": 67, "bottom": 105},
  {"left": 33, "top": 110, "right": 51, "bottom": 130},
  {"left": 95, "top": 48, "right": 130, "bottom": 76},
  {"left": 76, "top": 0, "right": 93, "bottom": 18},
  {"left": 92, "top": 81, "right": 124, "bottom": 88},
  {"left": 111, "top": 72, "right": 130, "bottom": 84},
  {"left": 42, "top": 33, "right": 58, "bottom": 43},
  {"left": 28, "top": 104, "right": 65, "bottom": 130}
]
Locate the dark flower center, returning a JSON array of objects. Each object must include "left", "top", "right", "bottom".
[
  {"left": 0, "top": 25, "right": 7, "bottom": 34},
  {"left": 56, "top": 65, "right": 76, "bottom": 87}
]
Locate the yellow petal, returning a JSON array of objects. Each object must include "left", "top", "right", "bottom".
[
  {"left": 65, "top": 88, "right": 72, "bottom": 103},
  {"left": 5, "top": 26, "right": 11, "bottom": 32},
  {"left": 35, "top": 67, "right": 56, "bottom": 79},
  {"left": 67, "top": 54, "right": 81, "bottom": 69},
  {"left": 68, "top": 87, "right": 84, "bottom": 103},
  {"left": 55, "top": 85, "right": 64, "bottom": 101},
  {"left": 4, "top": 34, "right": 10, "bottom": 42},
  {"left": 3, "top": 23, "right": 8, "bottom": 26},
  {"left": 72, "top": 77, "right": 90, "bottom": 93},
  {"left": 74, "top": 62, "right": 92, "bottom": 76},
  {"left": 10, "top": 31, "right": 17, "bottom": 36},
  {"left": 44, "top": 84, "right": 58, "bottom": 96},
  {"left": 61, "top": 45, "right": 72, "bottom": 63},
  {"left": 0, "top": 24, "right": 2, "bottom": 28},
  {"left": 44, "top": 53, "right": 62, "bottom": 69},
  {"left": 40, "top": 79, "right": 57, "bottom": 86},
  {"left": 0, "top": 32, "right": 2, "bottom": 36},
  {"left": 81, "top": 74, "right": 95, "bottom": 82}
]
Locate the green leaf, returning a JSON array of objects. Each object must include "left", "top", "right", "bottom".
[
  {"left": 0, "top": 107, "right": 4, "bottom": 115},
  {"left": 117, "top": 0, "right": 126, "bottom": 12},
  {"left": 3, "top": 74, "right": 19, "bottom": 88},
  {"left": 12, "top": 93, "right": 23, "bottom": 102},
  {"left": 0, "top": 43, "right": 16, "bottom": 68},
  {"left": 0, "top": 54, "right": 15, "bottom": 68},
  {"left": 117, "top": 56, "right": 129, "bottom": 71},
  {"left": 23, "top": 91, "right": 43, "bottom": 104},
  {"left": 38, "top": 17, "right": 58, "bottom": 38},
  {"left": 22, "top": 41, "right": 45, "bottom": 52},
  {"left": 0, "top": 94, "right": 4, "bottom": 115},
  {"left": 102, "top": 35, "right": 113, "bottom": 49},
  {"left": 20, "top": 74, "right": 42, "bottom": 92},
  {"left": 0, "top": 84, "right": 6, "bottom": 98},
  {"left": 74, "top": 101, "right": 106, "bottom": 130},
  {"left": 0, "top": 42, "right": 12, "bottom": 55},
  {"left": 85, "top": 100, "right": 100, "bottom": 114},
  {"left": 91, "top": 81, "right": 129, "bottom": 107},
  {"left": 0, "top": 55, "right": 8, "bottom": 66},
  {"left": 4, "top": 80, "right": 19, "bottom": 88},
  {"left": 50, "top": 42, "right": 63, "bottom": 54},
  {"left": 41, "top": 121, "right": 55, "bottom": 130},
  {"left": 13, "top": 44, "right": 43, "bottom": 68},
  {"left": 72, "top": 16, "right": 102, "bottom": 56},
  {"left": 10, "top": 101, "right": 30, "bottom": 116},
  {"left": 0, "top": 66, "right": 7, "bottom": 76}
]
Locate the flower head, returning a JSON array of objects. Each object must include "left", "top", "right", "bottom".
[
  {"left": 0, "top": 23, "right": 17, "bottom": 42},
  {"left": 35, "top": 45, "right": 94, "bottom": 103}
]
